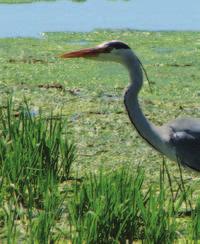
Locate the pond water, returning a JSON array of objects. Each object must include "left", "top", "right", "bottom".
[{"left": 1, "top": 0, "right": 200, "bottom": 38}]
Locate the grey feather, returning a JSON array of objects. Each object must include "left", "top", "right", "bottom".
[{"left": 168, "top": 118, "right": 200, "bottom": 171}]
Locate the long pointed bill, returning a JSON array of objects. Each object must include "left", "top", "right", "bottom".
[{"left": 59, "top": 46, "right": 107, "bottom": 59}]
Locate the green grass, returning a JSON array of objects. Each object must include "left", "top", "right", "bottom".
[
  {"left": 0, "top": 99, "right": 75, "bottom": 242},
  {"left": 68, "top": 163, "right": 188, "bottom": 243},
  {"left": 1, "top": 30, "right": 200, "bottom": 241},
  {"left": 0, "top": 100, "right": 197, "bottom": 242},
  {"left": 1, "top": 31, "right": 200, "bottom": 179}
]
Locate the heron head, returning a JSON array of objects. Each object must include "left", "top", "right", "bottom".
[{"left": 59, "top": 40, "right": 133, "bottom": 63}]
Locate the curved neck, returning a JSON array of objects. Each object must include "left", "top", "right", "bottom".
[{"left": 123, "top": 54, "right": 164, "bottom": 152}]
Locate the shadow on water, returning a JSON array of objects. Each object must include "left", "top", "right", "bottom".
[{"left": 1, "top": 0, "right": 200, "bottom": 38}]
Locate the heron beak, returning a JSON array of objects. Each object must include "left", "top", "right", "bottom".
[{"left": 59, "top": 46, "right": 107, "bottom": 59}]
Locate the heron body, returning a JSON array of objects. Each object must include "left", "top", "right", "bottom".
[{"left": 60, "top": 40, "right": 200, "bottom": 171}]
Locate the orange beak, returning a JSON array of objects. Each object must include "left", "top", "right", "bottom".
[{"left": 59, "top": 46, "right": 108, "bottom": 59}]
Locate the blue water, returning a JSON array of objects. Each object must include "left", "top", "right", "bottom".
[{"left": 1, "top": 0, "right": 200, "bottom": 38}]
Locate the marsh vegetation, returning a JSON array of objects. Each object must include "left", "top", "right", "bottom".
[{"left": 1, "top": 31, "right": 200, "bottom": 242}]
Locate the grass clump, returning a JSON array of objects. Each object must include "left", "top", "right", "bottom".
[
  {"left": 68, "top": 166, "right": 181, "bottom": 243},
  {"left": 190, "top": 198, "right": 200, "bottom": 242},
  {"left": 140, "top": 185, "right": 177, "bottom": 243},
  {"left": 0, "top": 99, "right": 76, "bottom": 242},
  {"left": 0, "top": 99, "right": 75, "bottom": 208}
]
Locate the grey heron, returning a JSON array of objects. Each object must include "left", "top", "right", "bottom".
[{"left": 60, "top": 40, "right": 200, "bottom": 171}]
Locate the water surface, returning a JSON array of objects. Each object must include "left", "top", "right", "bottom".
[{"left": 1, "top": 0, "right": 200, "bottom": 38}]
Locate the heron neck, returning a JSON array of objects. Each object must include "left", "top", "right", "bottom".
[{"left": 124, "top": 55, "right": 164, "bottom": 152}]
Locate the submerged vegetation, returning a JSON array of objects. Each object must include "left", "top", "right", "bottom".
[{"left": 1, "top": 30, "right": 200, "bottom": 241}]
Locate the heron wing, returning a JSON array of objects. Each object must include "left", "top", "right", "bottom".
[{"left": 169, "top": 118, "right": 200, "bottom": 171}]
